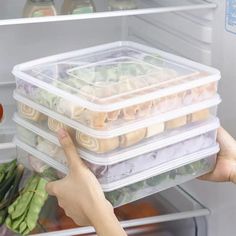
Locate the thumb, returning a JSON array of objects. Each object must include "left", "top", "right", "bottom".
[
  {"left": 217, "top": 127, "right": 236, "bottom": 159},
  {"left": 46, "top": 181, "right": 60, "bottom": 196},
  {"left": 58, "top": 129, "right": 84, "bottom": 172}
]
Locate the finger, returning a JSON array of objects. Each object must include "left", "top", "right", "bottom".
[
  {"left": 198, "top": 172, "right": 216, "bottom": 181},
  {"left": 45, "top": 181, "right": 59, "bottom": 196},
  {"left": 217, "top": 127, "right": 236, "bottom": 157},
  {"left": 58, "top": 129, "right": 84, "bottom": 170}
]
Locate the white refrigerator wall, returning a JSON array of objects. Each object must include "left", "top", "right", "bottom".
[
  {"left": 184, "top": 1, "right": 236, "bottom": 236},
  {"left": 127, "top": 1, "right": 236, "bottom": 236}
]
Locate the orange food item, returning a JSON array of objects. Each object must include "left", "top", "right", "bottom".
[
  {"left": 57, "top": 207, "right": 80, "bottom": 230},
  {"left": 122, "top": 105, "right": 139, "bottom": 120},
  {"left": 190, "top": 109, "right": 210, "bottom": 122},
  {"left": 114, "top": 200, "right": 160, "bottom": 220},
  {"left": 0, "top": 104, "right": 3, "bottom": 122},
  {"left": 120, "top": 128, "right": 147, "bottom": 147},
  {"left": 107, "top": 109, "right": 121, "bottom": 121},
  {"left": 137, "top": 101, "right": 153, "bottom": 117},
  {"left": 165, "top": 116, "right": 187, "bottom": 130},
  {"left": 84, "top": 110, "right": 108, "bottom": 128}
]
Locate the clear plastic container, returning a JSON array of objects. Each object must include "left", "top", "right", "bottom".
[
  {"left": 0, "top": 130, "right": 16, "bottom": 163},
  {"left": 104, "top": 148, "right": 218, "bottom": 207},
  {"left": 14, "top": 114, "right": 219, "bottom": 184},
  {"left": 13, "top": 41, "right": 220, "bottom": 132},
  {"left": 16, "top": 142, "right": 219, "bottom": 207},
  {"left": 14, "top": 91, "right": 221, "bottom": 153}
]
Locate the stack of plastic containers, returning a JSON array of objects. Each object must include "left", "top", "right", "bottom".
[{"left": 12, "top": 41, "right": 221, "bottom": 207}]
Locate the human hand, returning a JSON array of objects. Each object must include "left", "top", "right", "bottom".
[
  {"left": 46, "top": 129, "right": 126, "bottom": 236},
  {"left": 199, "top": 127, "right": 236, "bottom": 183}
]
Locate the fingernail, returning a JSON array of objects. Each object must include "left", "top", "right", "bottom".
[{"left": 58, "top": 129, "right": 67, "bottom": 139}]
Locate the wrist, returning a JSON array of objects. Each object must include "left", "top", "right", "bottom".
[
  {"left": 90, "top": 200, "right": 126, "bottom": 236},
  {"left": 90, "top": 200, "right": 115, "bottom": 226}
]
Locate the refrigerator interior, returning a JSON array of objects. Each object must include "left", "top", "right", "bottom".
[
  {"left": 17, "top": 187, "right": 209, "bottom": 236},
  {"left": 0, "top": 0, "right": 236, "bottom": 235}
]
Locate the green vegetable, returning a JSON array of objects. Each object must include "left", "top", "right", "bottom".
[
  {"left": 0, "top": 172, "right": 16, "bottom": 202},
  {"left": 0, "top": 160, "right": 17, "bottom": 185},
  {"left": 0, "top": 172, "right": 5, "bottom": 184},
  {"left": 5, "top": 160, "right": 17, "bottom": 180},
  {"left": 146, "top": 173, "right": 168, "bottom": 186},
  {"left": 19, "top": 222, "right": 27, "bottom": 234},
  {"left": 129, "top": 181, "right": 144, "bottom": 191},
  {"left": 105, "top": 190, "right": 123, "bottom": 206},
  {"left": 6, "top": 174, "right": 48, "bottom": 235},
  {"left": 7, "top": 164, "right": 24, "bottom": 202},
  {"left": 169, "top": 169, "right": 178, "bottom": 180},
  {"left": 11, "top": 175, "right": 39, "bottom": 219},
  {"left": 26, "top": 177, "right": 48, "bottom": 231},
  {"left": 0, "top": 163, "right": 7, "bottom": 173},
  {"left": 8, "top": 197, "right": 20, "bottom": 215},
  {"left": 12, "top": 208, "right": 28, "bottom": 230},
  {"left": 0, "top": 164, "right": 24, "bottom": 226},
  {"left": 0, "top": 208, "right": 8, "bottom": 225},
  {"left": 41, "top": 167, "right": 58, "bottom": 181}
]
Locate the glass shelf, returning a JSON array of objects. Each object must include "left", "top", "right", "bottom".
[
  {"left": 0, "top": 0, "right": 217, "bottom": 26},
  {"left": 25, "top": 187, "right": 209, "bottom": 236}
]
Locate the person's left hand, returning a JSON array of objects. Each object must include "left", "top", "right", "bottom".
[{"left": 45, "top": 129, "right": 126, "bottom": 236}]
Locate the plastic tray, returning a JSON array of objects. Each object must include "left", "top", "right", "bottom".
[
  {"left": 13, "top": 113, "right": 219, "bottom": 165},
  {"left": 14, "top": 91, "right": 221, "bottom": 153},
  {"left": 104, "top": 147, "right": 218, "bottom": 207},
  {"left": 16, "top": 142, "right": 219, "bottom": 207},
  {"left": 15, "top": 119, "right": 219, "bottom": 183},
  {"left": 13, "top": 41, "right": 220, "bottom": 133}
]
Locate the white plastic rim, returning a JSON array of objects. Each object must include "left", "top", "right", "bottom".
[
  {"left": 14, "top": 113, "right": 220, "bottom": 165},
  {"left": 13, "top": 91, "right": 221, "bottom": 139},
  {"left": 14, "top": 137, "right": 219, "bottom": 192},
  {"left": 12, "top": 41, "right": 221, "bottom": 112}
]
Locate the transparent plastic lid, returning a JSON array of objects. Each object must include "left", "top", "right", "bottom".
[{"left": 13, "top": 41, "right": 221, "bottom": 112}]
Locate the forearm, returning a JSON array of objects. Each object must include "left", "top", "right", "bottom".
[{"left": 91, "top": 203, "right": 127, "bottom": 236}]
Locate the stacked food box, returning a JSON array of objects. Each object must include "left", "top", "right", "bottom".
[{"left": 12, "top": 41, "right": 221, "bottom": 207}]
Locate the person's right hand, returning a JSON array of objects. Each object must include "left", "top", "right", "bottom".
[{"left": 199, "top": 127, "right": 236, "bottom": 183}]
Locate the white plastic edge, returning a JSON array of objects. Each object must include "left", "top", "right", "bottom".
[
  {"left": 13, "top": 91, "right": 221, "bottom": 138},
  {"left": 12, "top": 41, "right": 221, "bottom": 112},
  {"left": 14, "top": 137, "right": 219, "bottom": 192},
  {"left": 101, "top": 144, "right": 219, "bottom": 191},
  {"left": 13, "top": 113, "right": 220, "bottom": 165}
]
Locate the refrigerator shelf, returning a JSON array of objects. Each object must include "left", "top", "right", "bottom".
[
  {"left": 0, "top": 0, "right": 216, "bottom": 26},
  {"left": 27, "top": 187, "right": 209, "bottom": 236}
]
